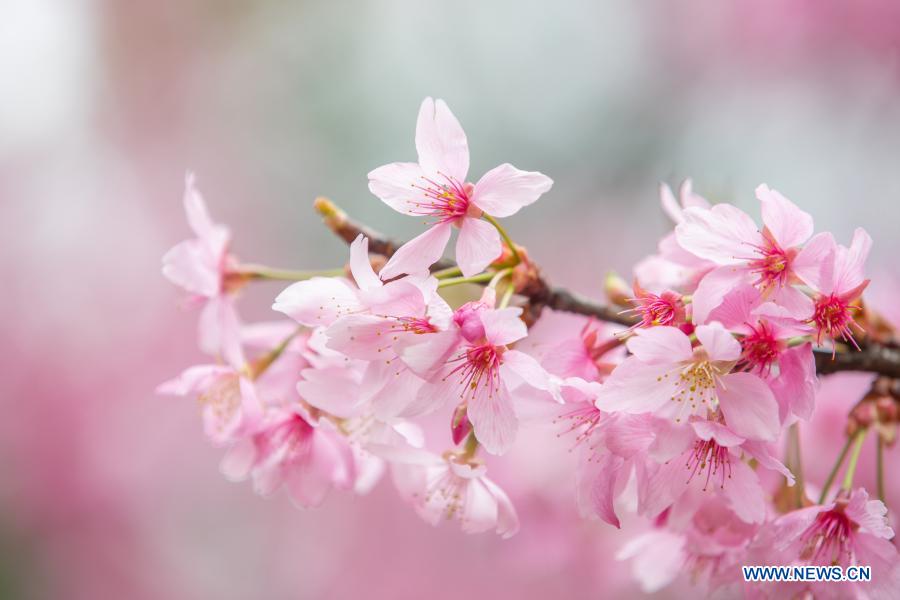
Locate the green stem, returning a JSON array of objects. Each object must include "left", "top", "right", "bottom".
[
  {"left": 788, "top": 424, "right": 805, "bottom": 507},
  {"left": 248, "top": 327, "right": 302, "bottom": 380},
  {"left": 482, "top": 214, "right": 521, "bottom": 264},
  {"left": 438, "top": 271, "right": 497, "bottom": 288},
  {"left": 238, "top": 265, "right": 344, "bottom": 281},
  {"left": 432, "top": 265, "right": 462, "bottom": 279},
  {"left": 818, "top": 435, "right": 853, "bottom": 504},
  {"left": 841, "top": 429, "right": 868, "bottom": 493},
  {"left": 488, "top": 267, "right": 513, "bottom": 289},
  {"left": 499, "top": 282, "right": 515, "bottom": 309},
  {"left": 462, "top": 431, "right": 479, "bottom": 460},
  {"left": 877, "top": 435, "right": 886, "bottom": 504}
]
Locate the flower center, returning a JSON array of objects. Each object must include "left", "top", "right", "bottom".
[
  {"left": 738, "top": 321, "right": 781, "bottom": 377},
  {"left": 813, "top": 294, "right": 862, "bottom": 351},
  {"left": 685, "top": 437, "right": 732, "bottom": 491},
  {"left": 799, "top": 509, "right": 854, "bottom": 565},
  {"left": 667, "top": 359, "right": 720, "bottom": 422},
  {"left": 554, "top": 404, "right": 603, "bottom": 451},
  {"left": 410, "top": 172, "right": 472, "bottom": 223},
  {"left": 444, "top": 344, "right": 502, "bottom": 403},
  {"left": 395, "top": 316, "right": 439, "bottom": 335},
  {"left": 747, "top": 233, "right": 794, "bottom": 290},
  {"left": 627, "top": 291, "right": 682, "bottom": 328},
  {"left": 199, "top": 373, "right": 242, "bottom": 431}
]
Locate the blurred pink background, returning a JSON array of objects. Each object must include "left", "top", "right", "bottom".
[{"left": 3, "top": 1, "right": 900, "bottom": 598}]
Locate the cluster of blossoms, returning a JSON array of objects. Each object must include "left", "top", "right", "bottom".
[{"left": 160, "top": 99, "right": 900, "bottom": 597}]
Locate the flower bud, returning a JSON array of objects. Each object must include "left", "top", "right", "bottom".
[
  {"left": 451, "top": 404, "right": 472, "bottom": 445},
  {"left": 604, "top": 272, "right": 631, "bottom": 306}
]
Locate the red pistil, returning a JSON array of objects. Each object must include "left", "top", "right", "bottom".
[
  {"left": 813, "top": 294, "right": 863, "bottom": 353},
  {"left": 738, "top": 321, "right": 782, "bottom": 377},
  {"left": 746, "top": 231, "right": 796, "bottom": 291},
  {"left": 685, "top": 438, "right": 732, "bottom": 491},
  {"left": 409, "top": 172, "right": 472, "bottom": 223},
  {"left": 799, "top": 507, "right": 855, "bottom": 565}
]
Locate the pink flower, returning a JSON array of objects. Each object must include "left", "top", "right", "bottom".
[
  {"left": 162, "top": 173, "right": 243, "bottom": 358},
  {"left": 400, "top": 301, "right": 556, "bottom": 455},
  {"left": 156, "top": 308, "right": 261, "bottom": 445},
  {"left": 710, "top": 287, "right": 819, "bottom": 421},
  {"left": 220, "top": 407, "right": 356, "bottom": 508},
  {"left": 619, "top": 496, "right": 759, "bottom": 594},
  {"left": 318, "top": 259, "right": 453, "bottom": 420},
  {"left": 272, "top": 235, "right": 426, "bottom": 327},
  {"left": 377, "top": 445, "right": 519, "bottom": 538},
  {"left": 368, "top": 97, "right": 553, "bottom": 278},
  {"left": 596, "top": 324, "right": 781, "bottom": 442},
  {"left": 634, "top": 181, "right": 714, "bottom": 293},
  {"left": 637, "top": 417, "right": 793, "bottom": 524},
  {"left": 157, "top": 363, "right": 263, "bottom": 446},
  {"left": 795, "top": 228, "right": 872, "bottom": 351},
  {"left": 756, "top": 488, "right": 900, "bottom": 598},
  {"left": 624, "top": 281, "right": 688, "bottom": 331},
  {"left": 675, "top": 184, "right": 826, "bottom": 324}
]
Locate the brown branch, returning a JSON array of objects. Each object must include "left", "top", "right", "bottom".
[{"left": 313, "top": 197, "right": 899, "bottom": 379}]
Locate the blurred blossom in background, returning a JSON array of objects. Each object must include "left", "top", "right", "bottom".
[{"left": 3, "top": 1, "right": 900, "bottom": 598}]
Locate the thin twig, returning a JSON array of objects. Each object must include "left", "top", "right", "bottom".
[{"left": 313, "top": 197, "right": 900, "bottom": 378}]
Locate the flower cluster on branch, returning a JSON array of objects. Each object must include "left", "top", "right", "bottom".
[{"left": 160, "top": 98, "right": 900, "bottom": 597}]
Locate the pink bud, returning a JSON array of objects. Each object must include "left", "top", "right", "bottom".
[{"left": 451, "top": 404, "right": 472, "bottom": 445}]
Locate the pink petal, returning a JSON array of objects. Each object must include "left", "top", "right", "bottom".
[
  {"left": 695, "top": 323, "right": 741, "bottom": 362},
  {"left": 691, "top": 266, "right": 750, "bottom": 325},
  {"left": 379, "top": 222, "right": 452, "bottom": 280},
  {"left": 161, "top": 239, "right": 221, "bottom": 297},
  {"left": 408, "top": 367, "right": 466, "bottom": 416},
  {"left": 324, "top": 314, "right": 394, "bottom": 360},
  {"left": 770, "top": 343, "right": 818, "bottom": 422},
  {"left": 691, "top": 419, "right": 745, "bottom": 447},
  {"left": 297, "top": 366, "right": 364, "bottom": 418},
  {"left": 219, "top": 438, "right": 256, "bottom": 482},
  {"left": 367, "top": 162, "right": 426, "bottom": 215},
  {"left": 659, "top": 182, "right": 683, "bottom": 224},
  {"left": 757, "top": 184, "right": 813, "bottom": 249},
  {"left": 576, "top": 452, "right": 625, "bottom": 527},
  {"left": 721, "top": 460, "right": 767, "bottom": 523},
  {"left": 604, "top": 414, "right": 658, "bottom": 458},
  {"left": 676, "top": 204, "right": 763, "bottom": 265},
  {"left": 481, "top": 478, "right": 520, "bottom": 538},
  {"left": 397, "top": 329, "right": 461, "bottom": 377},
  {"left": 833, "top": 227, "right": 872, "bottom": 296},
  {"left": 500, "top": 350, "right": 552, "bottom": 392},
  {"left": 360, "top": 278, "right": 427, "bottom": 318},
  {"left": 625, "top": 326, "right": 693, "bottom": 364},
  {"left": 349, "top": 235, "right": 382, "bottom": 291},
  {"left": 415, "top": 97, "right": 469, "bottom": 182},
  {"left": 455, "top": 217, "right": 502, "bottom": 277},
  {"left": 741, "top": 440, "right": 795, "bottom": 485},
  {"left": 616, "top": 531, "right": 686, "bottom": 594},
  {"left": 467, "top": 380, "right": 518, "bottom": 455},
  {"left": 717, "top": 372, "right": 780, "bottom": 442},
  {"left": 272, "top": 277, "right": 362, "bottom": 327},
  {"left": 365, "top": 363, "right": 428, "bottom": 420},
  {"left": 460, "top": 477, "right": 500, "bottom": 534},
  {"left": 480, "top": 307, "right": 527, "bottom": 346},
  {"left": 156, "top": 364, "right": 232, "bottom": 396},
  {"left": 198, "top": 296, "right": 244, "bottom": 368},
  {"left": 845, "top": 488, "right": 894, "bottom": 539},
  {"left": 595, "top": 359, "right": 680, "bottom": 414},
  {"left": 792, "top": 231, "right": 836, "bottom": 292},
  {"left": 768, "top": 284, "right": 815, "bottom": 321},
  {"left": 471, "top": 163, "right": 553, "bottom": 218},
  {"left": 646, "top": 417, "right": 695, "bottom": 462}
]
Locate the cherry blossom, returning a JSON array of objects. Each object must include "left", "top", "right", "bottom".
[{"left": 368, "top": 98, "right": 552, "bottom": 277}]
